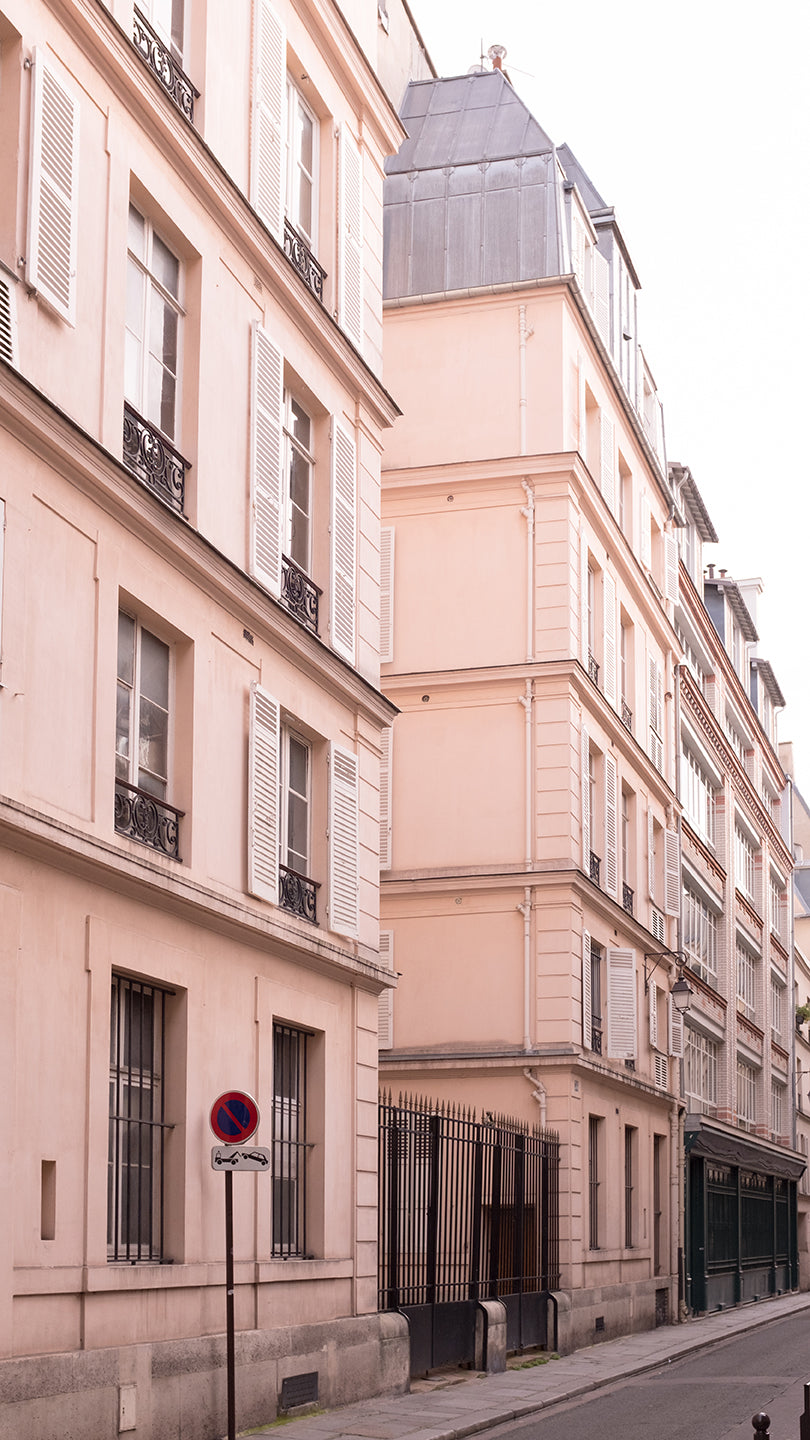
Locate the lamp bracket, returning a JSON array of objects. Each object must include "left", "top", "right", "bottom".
[{"left": 644, "top": 948, "right": 686, "bottom": 993}]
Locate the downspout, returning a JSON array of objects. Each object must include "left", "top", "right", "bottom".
[
  {"left": 521, "top": 482, "right": 535, "bottom": 663},
  {"left": 518, "top": 304, "right": 534, "bottom": 456},
  {"left": 518, "top": 680, "right": 534, "bottom": 868},
  {"left": 517, "top": 891, "right": 532, "bottom": 1053},
  {"left": 524, "top": 1067, "right": 547, "bottom": 1129},
  {"left": 517, "top": 677, "right": 534, "bottom": 1054},
  {"left": 673, "top": 662, "right": 687, "bottom": 1319}
]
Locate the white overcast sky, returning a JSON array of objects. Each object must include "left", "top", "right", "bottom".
[{"left": 405, "top": 0, "right": 810, "bottom": 791}]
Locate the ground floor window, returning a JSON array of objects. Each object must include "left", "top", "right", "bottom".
[
  {"left": 272, "top": 1022, "right": 310, "bottom": 1256},
  {"left": 108, "top": 974, "right": 171, "bottom": 1261}
]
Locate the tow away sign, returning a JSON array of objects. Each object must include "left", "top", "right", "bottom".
[{"left": 211, "top": 1145, "right": 271, "bottom": 1171}]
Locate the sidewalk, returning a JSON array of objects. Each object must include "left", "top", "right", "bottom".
[{"left": 246, "top": 1292, "right": 810, "bottom": 1440}]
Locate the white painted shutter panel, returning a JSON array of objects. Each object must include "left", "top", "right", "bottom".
[
  {"left": 380, "top": 525, "right": 394, "bottom": 664},
  {"left": 605, "top": 752, "right": 618, "bottom": 899},
  {"left": 593, "top": 248, "right": 610, "bottom": 348},
  {"left": 579, "top": 529, "right": 589, "bottom": 666},
  {"left": 649, "top": 978, "right": 658, "bottom": 1050},
  {"left": 603, "top": 571, "right": 617, "bottom": 707},
  {"left": 330, "top": 418, "right": 357, "bottom": 664},
  {"left": 378, "top": 930, "right": 394, "bottom": 1049},
  {"left": 578, "top": 355, "right": 587, "bottom": 463},
  {"left": 379, "top": 724, "right": 392, "bottom": 871},
  {"left": 647, "top": 807, "right": 656, "bottom": 900},
  {"left": 668, "top": 994, "right": 684, "bottom": 1059},
  {"left": 582, "top": 929, "right": 592, "bottom": 1051},
  {"left": 606, "top": 947, "right": 636, "bottom": 1060},
  {"left": 248, "top": 682, "right": 280, "bottom": 904},
  {"left": 600, "top": 412, "right": 615, "bottom": 513},
  {"left": 0, "top": 497, "right": 5, "bottom": 672},
  {"left": 329, "top": 742, "right": 359, "bottom": 937},
  {"left": 250, "top": 322, "right": 284, "bottom": 597},
  {"left": 27, "top": 49, "right": 79, "bottom": 325},
  {"left": 654, "top": 1053, "right": 669, "bottom": 1090},
  {"left": 251, "top": 0, "right": 286, "bottom": 240},
  {"left": 664, "top": 532, "right": 679, "bottom": 604},
  {"left": 664, "top": 828, "right": 680, "bottom": 917},
  {"left": 581, "top": 724, "right": 590, "bottom": 871},
  {"left": 648, "top": 655, "right": 663, "bottom": 771},
  {"left": 0, "top": 277, "right": 19, "bottom": 366},
  {"left": 338, "top": 124, "right": 364, "bottom": 349},
  {"left": 640, "top": 493, "right": 651, "bottom": 569}
]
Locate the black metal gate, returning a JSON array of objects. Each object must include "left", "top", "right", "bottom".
[{"left": 378, "top": 1093, "right": 560, "bottom": 1373}]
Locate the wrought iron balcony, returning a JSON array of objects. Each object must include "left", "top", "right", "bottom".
[
  {"left": 133, "top": 8, "right": 198, "bottom": 122},
  {"left": 588, "top": 651, "right": 599, "bottom": 686},
  {"left": 282, "top": 554, "right": 322, "bottom": 636},
  {"left": 621, "top": 698, "right": 633, "bottom": 732},
  {"left": 279, "top": 864, "right": 319, "bottom": 924},
  {"left": 591, "top": 1022, "right": 603, "bottom": 1055},
  {"left": 114, "top": 779, "right": 183, "bottom": 861},
  {"left": 283, "top": 219, "right": 327, "bottom": 305},
  {"left": 589, "top": 851, "right": 601, "bottom": 885},
  {"left": 622, "top": 882, "right": 634, "bottom": 916},
  {"left": 123, "top": 403, "right": 188, "bottom": 515}
]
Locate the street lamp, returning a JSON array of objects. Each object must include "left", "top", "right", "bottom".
[{"left": 671, "top": 973, "right": 693, "bottom": 1014}]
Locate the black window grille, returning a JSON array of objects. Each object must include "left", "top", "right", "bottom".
[
  {"left": 272, "top": 1023, "right": 309, "bottom": 1257},
  {"left": 624, "top": 1127, "right": 635, "bottom": 1248},
  {"left": 108, "top": 975, "right": 171, "bottom": 1262},
  {"left": 588, "top": 1116, "right": 600, "bottom": 1250}
]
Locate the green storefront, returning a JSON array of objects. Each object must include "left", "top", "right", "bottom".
[{"left": 685, "top": 1118, "right": 805, "bottom": 1313}]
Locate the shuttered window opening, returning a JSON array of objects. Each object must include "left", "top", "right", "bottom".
[
  {"left": 378, "top": 930, "right": 394, "bottom": 1049},
  {"left": 0, "top": 277, "right": 19, "bottom": 367},
  {"left": 330, "top": 419, "right": 357, "bottom": 664},
  {"left": 379, "top": 526, "right": 394, "bottom": 664},
  {"left": 664, "top": 829, "right": 680, "bottom": 916},
  {"left": 606, "top": 947, "right": 636, "bottom": 1060},
  {"left": 251, "top": 0, "right": 286, "bottom": 240},
  {"left": 379, "top": 724, "right": 392, "bottom": 870},
  {"left": 248, "top": 682, "right": 281, "bottom": 904},
  {"left": 668, "top": 993, "right": 684, "bottom": 1059},
  {"left": 604, "top": 753, "right": 618, "bottom": 899},
  {"left": 27, "top": 49, "right": 79, "bottom": 324},
  {"left": 338, "top": 124, "right": 363, "bottom": 349},
  {"left": 600, "top": 412, "right": 615, "bottom": 514},
  {"left": 603, "top": 571, "right": 617, "bottom": 707},
  {"left": 250, "top": 322, "right": 284, "bottom": 598},
  {"left": 328, "top": 743, "right": 359, "bottom": 938},
  {"left": 582, "top": 930, "right": 592, "bottom": 1051},
  {"left": 593, "top": 248, "right": 610, "bottom": 348}
]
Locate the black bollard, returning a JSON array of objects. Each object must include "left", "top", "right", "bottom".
[{"left": 752, "top": 1415, "right": 770, "bottom": 1438}]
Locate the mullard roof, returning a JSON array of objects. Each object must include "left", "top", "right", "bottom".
[{"left": 384, "top": 71, "right": 574, "bottom": 299}]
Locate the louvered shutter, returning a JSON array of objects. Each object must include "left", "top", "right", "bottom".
[
  {"left": 580, "top": 530, "right": 589, "bottom": 666},
  {"left": 27, "top": 49, "right": 79, "bottom": 325},
  {"left": 593, "top": 248, "right": 610, "bottom": 348},
  {"left": 664, "top": 532, "right": 679, "bottom": 604},
  {"left": 251, "top": 0, "right": 286, "bottom": 240},
  {"left": 0, "top": 277, "right": 19, "bottom": 366},
  {"left": 581, "top": 723, "right": 590, "bottom": 871},
  {"left": 600, "top": 412, "right": 615, "bottom": 513},
  {"left": 639, "top": 493, "right": 651, "bottom": 569},
  {"left": 338, "top": 124, "right": 363, "bottom": 349},
  {"left": 582, "top": 929, "right": 592, "bottom": 1051},
  {"left": 330, "top": 418, "right": 357, "bottom": 664},
  {"left": 329, "top": 742, "right": 359, "bottom": 937},
  {"left": 649, "top": 979, "right": 658, "bottom": 1050},
  {"left": 606, "top": 947, "right": 636, "bottom": 1059},
  {"left": 248, "top": 682, "right": 280, "bottom": 904},
  {"left": 605, "top": 752, "right": 618, "bottom": 899},
  {"left": 378, "top": 930, "right": 394, "bottom": 1049},
  {"left": 655, "top": 1053, "right": 669, "bottom": 1090},
  {"left": 250, "top": 322, "right": 283, "bottom": 597},
  {"left": 648, "top": 655, "right": 663, "bottom": 771},
  {"left": 380, "top": 525, "right": 394, "bottom": 664},
  {"left": 379, "top": 724, "right": 392, "bottom": 871},
  {"left": 578, "top": 355, "right": 587, "bottom": 462},
  {"left": 668, "top": 994, "right": 684, "bottom": 1059},
  {"left": 0, "top": 498, "right": 5, "bottom": 668},
  {"left": 648, "top": 807, "right": 656, "bottom": 900},
  {"left": 603, "top": 571, "right": 617, "bottom": 707},
  {"left": 664, "top": 829, "right": 680, "bottom": 916}
]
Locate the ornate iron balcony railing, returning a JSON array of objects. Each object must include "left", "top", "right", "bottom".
[
  {"left": 591, "top": 1022, "right": 603, "bottom": 1055},
  {"left": 283, "top": 219, "right": 327, "bottom": 305},
  {"left": 588, "top": 651, "right": 599, "bottom": 686},
  {"left": 622, "top": 882, "right": 634, "bottom": 916},
  {"left": 282, "top": 554, "right": 322, "bottom": 636},
  {"left": 114, "top": 779, "right": 183, "bottom": 861},
  {"left": 589, "top": 851, "right": 601, "bottom": 886},
  {"left": 133, "top": 8, "right": 198, "bottom": 122},
  {"left": 621, "top": 699, "right": 633, "bottom": 732},
  {"left": 123, "top": 403, "right": 189, "bottom": 515},
  {"left": 279, "top": 864, "right": 319, "bottom": 924}
]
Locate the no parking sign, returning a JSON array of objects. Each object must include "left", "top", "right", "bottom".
[{"left": 209, "top": 1090, "right": 260, "bottom": 1145}]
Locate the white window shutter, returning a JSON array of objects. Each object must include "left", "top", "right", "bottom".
[
  {"left": 248, "top": 682, "right": 280, "bottom": 904},
  {"left": 606, "top": 947, "right": 636, "bottom": 1060},
  {"left": 664, "top": 828, "right": 680, "bottom": 917},
  {"left": 593, "top": 248, "right": 610, "bottom": 348},
  {"left": 649, "top": 978, "right": 658, "bottom": 1050},
  {"left": 668, "top": 994, "right": 684, "bottom": 1059},
  {"left": 329, "top": 742, "right": 359, "bottom": 937},
  {"left": 603, "top": 571, "right": 617, "bottom": 707},
  {"left": 605, "top": 752, "right": 618, "bottom": 899},
  {"left": 600, "top": 412, "right": 615, "bottom": 513},
  {"left": 380, "top": 525, "right": 394, "bottom": 664},
  {"left": 664, "top": 532, "right": 679, "bottom": 604},
  {"left": 0, "top": 277, "right": 19, "bottom": 366},
  {"left": 582, "top": 929, "right": 592, "bottom": 1051},
  {"left": 251, "top": 0, "right": 286, "bottom": 240},
  {"left": 655, "top": 1053, "right": 669, "bottom": 1090},
  {"left": 648, "top": 807, "right": 656, "bottom": 900},
  {"left": 0, "top": 497, "right": 5, "bottom": 673},
  {"left": 640, "top": 493, "right": 651, "bottom": 569},
  {"left": 578, "top": 356, "right": 587, "bottom": 463},
  {"left": 581, "top": 723, "right": 590, "bottom": 871},
  {"left": 338, "top": 123, "right": 363, "bottom": 350},
  {"left": 250, "top": 321, "right": 284, "bottom": 597},
  {"left": 379, "top": 724, "right": 392, "bottom": 871},
  {"left": 27, "top": 49, "right": 79, "bottom": 325},
  {"left": 579, "top": 529, "right": 589, "bottom": 666},
  {"left": 330, "top": 418, "right": 357, "bottom": 664},
  {"left": 378, "top": 930, "right": 394, "bottom": 1049}
]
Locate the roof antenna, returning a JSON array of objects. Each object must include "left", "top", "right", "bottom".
[{"left": 488, "top": 44, "right": 507, "bottom": 72}]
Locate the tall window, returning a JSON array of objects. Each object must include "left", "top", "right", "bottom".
[
  {"left": 588, "top": 1115, "right": 601, "bottom": 1249},
  {"left": 771, "top": 1082, "right": 785, "bottom": 1139},
  {"left": 140, "top": 0, "right": 184, "bottom": 60},
  {"left": 286, "top": 83, "right": 318, "bottom": 249},
  {"left": 282, "top": 393, "right": 314, "bottom": 575},
  {"left": 624, "top": 1126, "right": 636, "bottom": 1248},
  {"left": 590, "top": 941, "right": 603, "bottom": 1054},
  {"left": 684, "top": 1027, "right": 718, "bottom": 1113},
  {"left": 681, "top": 745, "right": 716, "bottom": 843},
  {"left": 737, "top": 1059, "right": 757, "bottom": 1127},
  {"left": 734, "top": 826, "right": 756, "bottom": 900},
  {"left": 125, "top": 204, "right": 182, "bottom": 440},
  {"left": 280, "top": 729, "right": 310, "bottom": 877},
  {"left": 682, "top": 885, "right": 718, "bottom": 983},
  {"left": 736, "top": 939, "right": 757, "bottom": 1018},
  {"left": 770, "top": 977, "right": 783, "bottom": 1040},
  {"left": 272, "top": 1023, "right": 309, "bottom": 1257},
  {"left": 116, "top": 612, "right": 170, "bottom": 799},
  {"left": 769, "top": 876, "right": 784, "bottom": 939},
  {"left": 108, "top": 974, "right": 170, "bottom": 1262}
]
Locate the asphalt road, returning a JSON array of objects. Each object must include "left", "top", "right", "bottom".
[{"left": 485, "top": 1313, "right": 810, "bottom": 1440}]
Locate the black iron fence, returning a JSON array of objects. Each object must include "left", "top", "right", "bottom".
[{"left": 378, "top": 1092, "right": 560, "bottom": 1314}]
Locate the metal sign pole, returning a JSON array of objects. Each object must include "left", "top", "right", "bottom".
[{"left": 225, "top": 1168, "right": 236, "bottom": 1440}]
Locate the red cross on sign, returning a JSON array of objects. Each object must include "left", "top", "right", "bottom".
[{"left": 209, "top": 1091, "right": 260, "bottom": 1145}]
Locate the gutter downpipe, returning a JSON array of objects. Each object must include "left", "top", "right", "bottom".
[
  {"left": 521, "top": 482, "right": 535, "bottom": 664},
  {"left": 518, "top": 679, "right": 534, "bottom": 1053},
  {"left": 673, "top": 661, "right": 687, "bottom": 1319}
]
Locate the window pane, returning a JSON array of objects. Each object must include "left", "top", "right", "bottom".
[
  {"left": 290, "top": 398, "right": 311, "bottom": 452},
  {"left": 116, "top": 681, "right": 132, "bottom": 779},
  {"left": 138, "top": 697, "right": 168, "bottom": 792},
  {"left": 128, "top": 205, "right": 146, "bottom": 261},
  {"left": 118, "top": 612, "right": 136, "bottom": 684},
  {"left": 151, "top": 231, "right": 180, "bottom": 299},
  {"left": 140, "top": 629, "right": 170, "bottom": 709}
]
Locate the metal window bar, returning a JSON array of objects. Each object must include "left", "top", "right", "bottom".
[
  {"left": 272, "top": 1023, "right": 308, "bottom": 1257},
  {"left": 588, "top": 1116, "right": 600, "bottom": 1250},
  {"left": 108, "top": 975, "right": 170, "bottom": 1262},
  {"left": 624, "top": 1128, "right": 634, "bottom": 1248}
]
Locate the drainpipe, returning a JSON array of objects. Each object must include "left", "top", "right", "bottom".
[
  {"left": 517, "top": 890, "right": 533, "bottom": 1052},
  {"left": 518, "top": 680, "right": 534, "bottom": 868},
  {"left": 524, "top": 1067, "right": 547, "bottom": 1128},
  {"left": 521, "top": 481, "right": 535, "bottom": 663},
  {"left": 518, "top": 304, "right": 534, "bottom": 456}
]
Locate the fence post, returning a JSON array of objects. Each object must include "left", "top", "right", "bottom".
[
  {"left": 752, "top": 1414, "right": 770, "bottom": 1438},
  {"left": 800, "top": 1382, "right": 810, "bottom": 1440}
]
